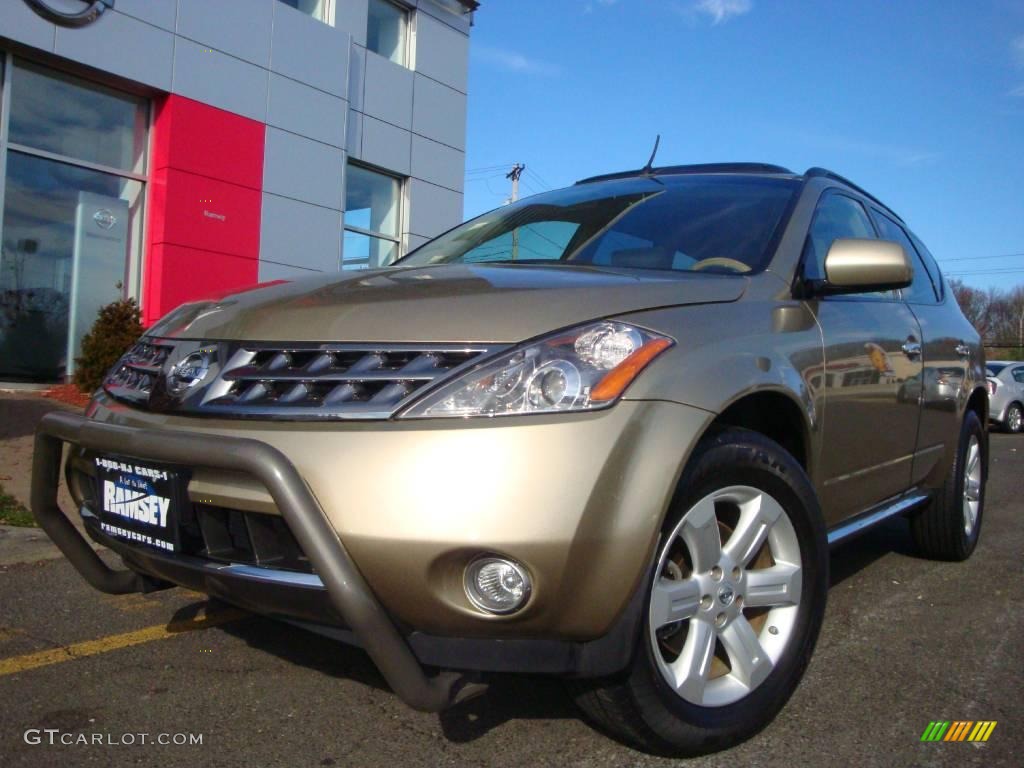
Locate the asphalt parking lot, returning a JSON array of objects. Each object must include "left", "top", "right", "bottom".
[{"left": 0, "top": 409, "right": 1021, "bottom": 767}]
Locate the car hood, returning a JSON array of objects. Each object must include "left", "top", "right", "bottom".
[{"left": 151, "top": 263, "right": 747, "bottom": 343}]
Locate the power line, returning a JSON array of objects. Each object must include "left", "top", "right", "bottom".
[
  {"left": 945, "top": 268, "right": 1024, "bottom": 276},
  {"left": 938, "top": 252, "right": 1024, "bottom": 263}
]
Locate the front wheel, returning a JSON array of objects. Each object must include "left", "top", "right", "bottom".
[{"left": 572, "top": 428, "right": 828, "bottom": 756}]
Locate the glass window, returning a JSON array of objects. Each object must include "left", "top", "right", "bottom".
[
  {"left": 873, "top": 211, "right": 938, "bottom": 304},
  {"left": 1, "top": 153, "right": 144, "bottom": 380},
  {"left": 343, "top": 164, "right": 402, "bottom": 270},
  {"left": 401, "top": 176, "right": 797, "bottom": 274},
  {"left": 276, "top": 0, "right": 332, "bottom": 23},
  {"left": 801, "top": 193, "right": 876, "bottom": 282},
  {"left": 8, "top": 61, "right": 147, "bottom": 174},
  {"left": 1014, "top": 367, "right": 1024, "bottom": 384},
  {"left": 367, "top": 0, "right": 408, "bottom": 66},
  {"left": 908, "top": 232, "right": 945, "bottom": 302},
  {"left": 0, "top": 60, "right": 147, "bottom": 383}
]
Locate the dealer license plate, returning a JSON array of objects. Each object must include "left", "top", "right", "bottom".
[{"left": 94, "top": 456, "right": 185, "bottom": 553}]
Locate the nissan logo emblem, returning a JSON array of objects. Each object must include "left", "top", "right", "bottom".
[
  {"left": 93, "top": 209, "right": 117, "bottom": 230},
  {"left": 167, "top": 351, "right": 212, "bottom": 395},
  {"left": 23, "top": 0, "right": 113, "bottom": 28}
]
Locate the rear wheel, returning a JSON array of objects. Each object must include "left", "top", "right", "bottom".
[
  {"left": 1005, "top": 403, "right": 1022, "bottom": 434},
  {"left": 572, "top": 429, "right": 827, "bottom": 756},
  {"left": 911, "top": 410, "right": 986, "bottom": 560}
]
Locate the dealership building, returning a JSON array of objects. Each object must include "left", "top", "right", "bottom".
[{"left": 0, "top": 0, "right": 476, "bottom": 382}]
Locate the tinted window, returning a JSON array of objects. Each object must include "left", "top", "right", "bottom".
[
  {"left": 1014, "top": 368, "right": 1024, "bottom": 384},
  {"left": 986, "top": 363, "right": 1007, "bottom": 376},
  {"left": 908, "top": 233, "right": 945, "bottom": 301},
  {"left": 873, "top": 212, "right": 938, "bottom": 304},
  {"left": 402, "top": 176, "right": 798, "bottom": 274},
  {"left": 802, "top": 193, "right": 890, "bottom": 298}
]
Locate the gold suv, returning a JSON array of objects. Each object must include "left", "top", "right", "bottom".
[{"left": 33, "top": 163, "right": 988, "bottom": 755}]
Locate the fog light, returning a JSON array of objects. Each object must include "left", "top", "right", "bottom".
[{"left": 464, "top": 556, "right": 532, "bottom": 615}]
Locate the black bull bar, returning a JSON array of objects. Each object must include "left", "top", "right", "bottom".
[{"left": 31, "top": 410, "right": 483, "bottom": 712}]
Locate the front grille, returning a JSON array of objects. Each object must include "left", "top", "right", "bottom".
[
  {"left": 104, "top": 340, "right": 174, "bottom": 404},
  {"left": 180, "top": 504, "right": 312, "bottom": 573},
  {"left": 103, "top": 340, "right": 501, "bottom": 419},
  {"left": 205, "top": 345, "right": 489, "bottom": 418}
]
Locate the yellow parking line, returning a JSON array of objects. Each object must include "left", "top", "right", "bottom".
[{"left": 0, "top": 607, "right": 247, "bottom": 677}]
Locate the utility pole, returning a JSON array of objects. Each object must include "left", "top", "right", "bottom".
[
  {"left": 506, "top": 163, "right": 525, "bottom": 260},
  {"left": 506, "top": 163, "right": 525, "bottom": 203}
]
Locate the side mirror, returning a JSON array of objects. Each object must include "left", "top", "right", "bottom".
[{"left": 809, "top": 238, "right": 913, "bottom": 297}]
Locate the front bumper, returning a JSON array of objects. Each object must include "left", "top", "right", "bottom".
[{"left": 33, "top": 398, "right": 712, "bottom": 706}]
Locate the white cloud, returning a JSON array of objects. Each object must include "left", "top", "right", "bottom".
[
  {"left": 471, "top": 44, "right": 561, "bottom": 76},
  {"left": 693, "top": 0, "right": 752, "bottom": 24}
]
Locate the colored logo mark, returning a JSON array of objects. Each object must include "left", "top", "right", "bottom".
[{"left": 920, "top": 721, "right": 997, "bottom": 742}]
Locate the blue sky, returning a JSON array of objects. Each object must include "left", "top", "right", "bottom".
[{"left": 461, "top": 0, "right": 1024, "bottom": 291}]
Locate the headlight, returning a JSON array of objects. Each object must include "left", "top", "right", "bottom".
[{"left": 399, "top": 321, "right": 673, "bottom": 418}]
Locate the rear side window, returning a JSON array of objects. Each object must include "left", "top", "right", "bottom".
[
  {"left": 908, "top": 233, "right": 945, "bottom": 302},
  {"left": 873, "top": 212, "right": 939, "bottom": 304},
  {"left": 1014, "top": 367, "right": 1024, "bottom": 384}
]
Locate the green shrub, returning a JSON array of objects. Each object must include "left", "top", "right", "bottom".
[{"left": 73, "top": 296, "right": 144, "bottom": 393}]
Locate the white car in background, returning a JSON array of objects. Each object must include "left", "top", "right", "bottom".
[{"left": 987, "top": 361, "right": 1024, "bottom": 433}]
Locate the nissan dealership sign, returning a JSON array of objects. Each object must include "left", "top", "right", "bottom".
[{"left": 23, "top": 0, "right": 113, "bottom": 27}]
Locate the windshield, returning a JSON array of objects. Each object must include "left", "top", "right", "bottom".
[
  {"left": 986, "top": 363, "right": 1007, "bottom": 376},
  {"left": 399, "top": 175, "right": 798, "bottom": 274}
]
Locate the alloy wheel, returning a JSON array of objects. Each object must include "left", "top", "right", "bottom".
[
  {"left": 1008, "top": 405, "right": 1022, "bottom": 433},
  {"left": 962, "top": 435, "right": 982, "bottom": 536},
  {"left": 648, "top": 485, "right": 802, "bottom": 707}
]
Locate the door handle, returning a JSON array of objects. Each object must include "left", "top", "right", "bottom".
[
  {"left": 901, "top": 340, "right": 922, "bottom": 359},
  {"left": 955, "top": 341, "right": 971, "bottom": 359}
]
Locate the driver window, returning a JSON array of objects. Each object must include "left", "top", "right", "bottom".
[{"left": 802, "top": 193, "right": 891, "bottom": 299}]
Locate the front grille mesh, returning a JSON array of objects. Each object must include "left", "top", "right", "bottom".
[
  {"left": 103, "top": 339, "right": 498, "bottom": 419},
  {"left": 103, "top": 340, "right": 175, "bottom": 403},
  {"left": 205, "top": 345, "right": 489, "bottom": 417}
]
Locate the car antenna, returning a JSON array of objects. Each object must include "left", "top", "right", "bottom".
[{"left": 641, "top": 134, "right": 661, "bottom": 176}]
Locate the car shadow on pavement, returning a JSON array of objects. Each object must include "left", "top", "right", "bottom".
[{"left": 828, "top": 514, "right": 920, "bottom": 588}]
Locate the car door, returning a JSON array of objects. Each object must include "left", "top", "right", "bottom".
[
  {"left": 800, "top": 191, "right": 923, "bottom": 524},
  {"left": 872, "top": 212, "right": 968, "bottom": 484}
]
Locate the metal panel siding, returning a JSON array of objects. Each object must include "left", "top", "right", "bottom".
[
  {"left": 114, "top": 0, "right": 177, "bottom": 31},
  {"left": 412, "top": 74, "right": 466, "bottom": 150},
  {"left": 411, "top": 134, "right": 464, "bottom": 192},
  {"left": 173, "top": 37, "right": 269, "bottom": 122},
  {"left": 176, "top": 0, "right": 274, "bottom": 68},
  {"left": 54, "top": 10, "right": 174, "bottom": 90},
  {"left": 267, "top": 73, "right": 347, "bottom": 149},
  {"left": 146, "top": 243, "right": 259, "bottom": 323},
  {"left": 346, "top": 109, "right": 364, "bottom": 156},
  {"left": 152, "top": 96, "right": 265, "bottom": 190},
  {"left": 348, "top": 44, "right": 366, "bottom": 112},
  {"left": 144, "top": 96, "right": 266, "bottom": 325},
  {"left": 0, "top": 1, "right": 56, "bottom": 52},
  {"left": 408, "top": 178, "right": 463, "bottom": 238},
  {"left": 270, "top": 2, "right": 351, "bottom": 98},
  {"left": 152, "top": 168, "right": 262, "bottom": 258},
  {"left": 361, "top": 116, "right": 412, "bottom": 176},
  {"left": 258, "top": 259, "right": 322, "bottom": 282},
  {"left": 333, "top": 0, "right": 369, "bottom": 47},
  {"left": 363, "top": 52, "right": 414, "bottom": 129},
  {"left": 263, "top": 127, "right": 345, "bottom": 210},
  {"left": 260, "top": 193, "right": 343, "bottom": 272},
  {"left": 413, "top": 12, "right": 469, "bottom": 94}
]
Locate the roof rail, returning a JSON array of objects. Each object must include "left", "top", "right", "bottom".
[
  {"left": 576, "top": 162, "right": 795, "bottom": 185},
  {"left": 803, "top": 167, "right": 903, "bottom": 222}
]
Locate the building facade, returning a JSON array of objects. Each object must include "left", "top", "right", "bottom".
[{"left": 0, "top": 0, "right": 475, "bottom": 382}]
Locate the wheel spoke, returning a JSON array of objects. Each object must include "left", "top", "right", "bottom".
[
  {"left": 744, "top": 563, "right": 802, "bottom": 608},
  {"left": 669, "top": 618, "right": 715, "bottom": 701},
  {"left": 724, "top": 492, "right": 784, "bottom": 567},
  {"left": 650, "top": 577, "right": 702, "bottom": 629},
  {"left": 679, "top": 495, "right": 722, "bottom": 573},
  {"left": 966, "top": 443, "right": 979, "bottom": 477},
  {"left": 719, "top": 615, "right": 773, "bottom": 691}
]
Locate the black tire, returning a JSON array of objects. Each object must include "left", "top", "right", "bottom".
[
  {"left": 1004, "top": 403, "right": 1023, "bottom": 434},
  {"left": 910, "top": 410, "right": 986, "bottom": 561},
  {"left": 571, "top": 428, "right": 828, "bottom": 756}
]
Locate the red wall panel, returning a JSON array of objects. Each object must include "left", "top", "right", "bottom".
[{"left": 143, "top": 95, "right": 265, "bottom": 325}]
